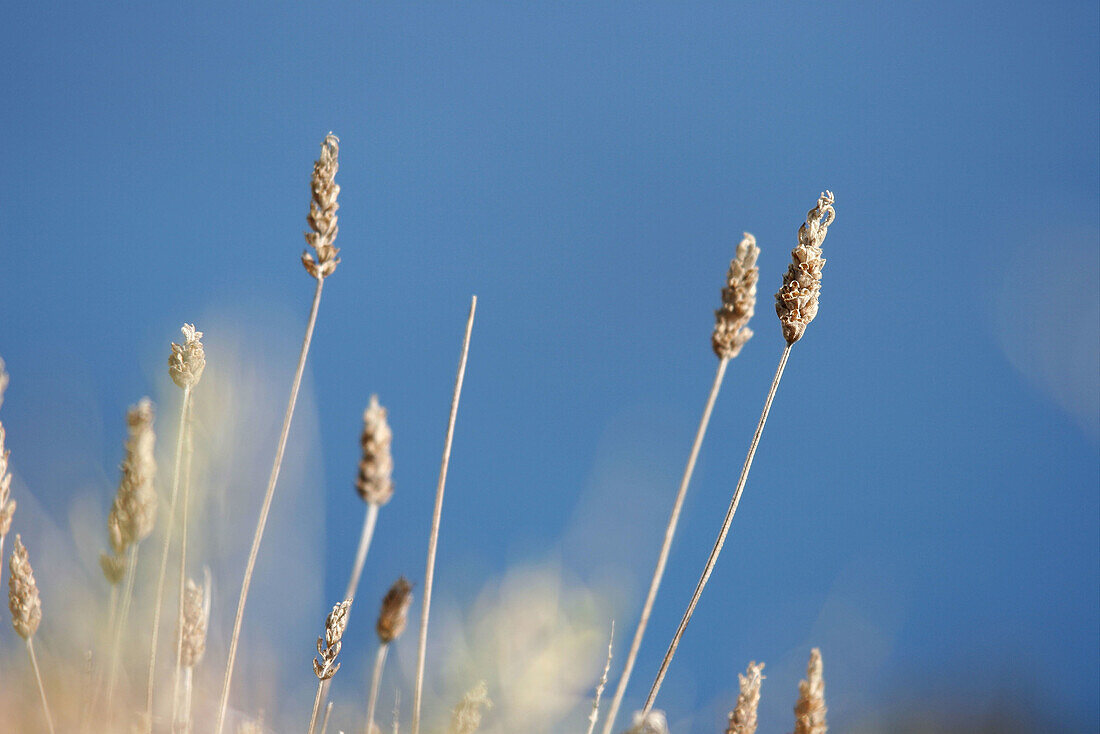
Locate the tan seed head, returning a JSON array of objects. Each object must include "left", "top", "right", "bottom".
[
  {"left": 793, "top": 648, "right": 827, "bottom": 734},
  {"left": 775, "top": 192, "right": 834, "bottom": 344},
  {"left": 713, "top": 233, "right": 761, "bottom": 359},
  {"left": 450, "top": 680, "right": 492, "bottom": 734},
  {"left": 0, "top": 425, "right": 14, "bottom": 538},
  {"left": 357, "top": 395, "right": 395, "bottom": 506},
  {"left": 112, "top": 398, "right": 158, "bottom": 546},
  {"left": 313, "top": 599, "right": 351, "bottom": 680},
  {"left": 99, "top": 551, "right": 127, "bottom": 586},
  {"left": 725, "top": 661, "right": 765, "bottom": 734},
  {"left": 169, "top": 323, "right": 206, "bottom": 389},
  {"left": 302, "top": 133, "right": 341, "bottom": 279},
  {"left": 8, "top": 534, "right": 41, "bottom": 640},
  {"left": 376, "top": 576, "right": 413, "bottom": 644},
  {"left": 180, "top": 576, "right": 209, "bottom": 668}
]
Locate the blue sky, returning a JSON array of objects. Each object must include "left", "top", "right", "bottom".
[{"left": 1, "top": 2, "right": 1097, "bottom": 732}]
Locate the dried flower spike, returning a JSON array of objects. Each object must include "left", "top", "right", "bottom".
[
  {"left": 775, "top": 192, "right": 833, "bottom": 344},
  {"left": 376, "top": 576, "right": 413, "bottom": 643},
  {"left": 313, "top": 599, "right": 351, "bottom": 680},
  {"left": 450, "top": 680, "right": 492, "bottom": 734},
  {"left": 99, "top": 551, "right": 126, "bottom": 585},
  {"left": 713, "top": 233, "right": 761, "bottom": 359},
  {"left": 169, "top": 323, "right": 207, "bottom": 388},
  {"left": 181, "top": 577, "right": 209, "bottom": 668},
  {"left": 793, "top": 648, "right": 827, "bottom": 734},
  {"left": 9, "top": 535, "right": 41, "bottom": 640},
  {"left": 111, "top": 398, "right": 158, "bottom": 545},
  {"left": 302, "top": 133, "right": 341, "bottom": 279},
  {"left": 0, "top": 425, "right": 15, "bottom": 538},
  {"left": 357, "top": 395, "right": 395, "bottom": 505},
  {"left": 725, "top": 661, "right": 765, "bottom": 734}
]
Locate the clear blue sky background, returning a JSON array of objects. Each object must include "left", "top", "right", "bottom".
[{"left": 1, "top": 3, "right": 1097, "bottom": 732}]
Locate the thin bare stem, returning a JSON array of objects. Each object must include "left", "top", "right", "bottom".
[
  {"left": 215, "top": 276, "right": 326, "bottom": 734},
  {"left": 366, "top": 642, "right": 390, "bottom": 734},
  {"left": 601, "top": 357, "right": 729, "bottom": 734},
  {"left": 586, "top": 621, "right": 615, "bottom": 734},
  {"left": 321, "top": 701, "right": 334, "bottom": 734},
  {"left": 307, "top": 679, "right": 326, "bottom": 734},
  {"left": 172, "top": 413, "right": 197, "bottom": 724},
  {"left": 145, "top": 385, "right": 192, "bottom": 727},
  {"left": 173, "top": 667, "right": 193, "bottom": 734},
  {"left": 345, "top": 502, "right": 380, "bottom": 607},
  {"left": 411, "top": 295, "right": 478, "bottom": 734},
  {"left": 643, "top": 344, "right": 792, "bottom": 713},
  {"left": 105, "top": 544, "right": 140, "bottom": 713},
  {"left": 27, "top": 638, "right": 56, "bottom": 734}
]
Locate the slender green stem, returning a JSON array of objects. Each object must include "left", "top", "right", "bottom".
[
  {"left": 28, "top": 638, "right": 56, "bottom": 734},
  {"left": 411, "top": 295, "right": 477, "bottom": 734},
  {"left": 643, "top": 344, "right": 792, "bottom": 713},
  {"left": 145, "top": 385, "right": 192, "bottom": 728},
  {"left": 601, "top": 357, "right": 729, "bottom": 734},
  {"left": 365, "top": 643, "right": 390, "bottom": 734},
  {"left": 215, "top": 276, "right": 326, "bottom": 734}
]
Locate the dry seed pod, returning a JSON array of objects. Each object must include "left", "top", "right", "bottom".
[
  {"left": 712, "top": 233, "right": 761, "bottom": 359},
  {"left": 302, "top": 134, "right": 341, "bottom": 279},
  {"left": 99, "top": 551, "right": 127, "bottom": 586},
  {"left": 9, "top": 535, "right": 41, "bottom": 640},
  {"left": 180, "top": 577, "right": 208, "bottom": 668},
  {"left": 357, "top": 395, "right": 394, "bottom": 506},
  {"left": 313, "top": 599, "right": 351, "bottom": 680},
  {"left": 793, "top": 648, "right": 827, "bottom": 734},
  {"left": 775, "top": 192, "right": 834, "bottom": 344},
  {"left": 725, "top": 661, "right": 765, "bottom": 734},
  {"left": 376, "top": 576, "right": 413, "bottom": 644},
  {"left": 169, "top": 323, "right": 206, "bottom": 389},
  {"left": 112, "top": 398, "right": 158, "bottom": 545},
  {"left": 450, "top": 680, "right": 492, "bottom": 734}
]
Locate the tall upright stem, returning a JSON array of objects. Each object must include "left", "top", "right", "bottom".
[
  {"left": 320, "top": 701, "right": 334, "bottom": 734},
  {"left": 215, "top": 276, "right": 326, "bottom": 734},
  {"left": 171, "top": 415, "right": 197, "bottom": 724},
  {"left": 601, "top": 357, "right": 729, "bottom": 734},
  {"left": 145, "top": 385, "right": 192, "bottom": 727},
  {"left": 105, "top": 544, "right": 140, "bottom": 713},
  {"left": 28, "top": 638, "right": 56, "bottom": 734},
  {"left": 411, "top": 295, "right": 477, "bottom": 734},
  {"left": 643, "top": 345, "right": 792, "bottom": 713},
  {"left": 365, "top": 642, "right": 390, "bottom": 734},
  {"left": 345, "top": 502, "right": 380, "bottom": 609},
  {"left": 307, "top": 679, "right": 326, "bottom": 734}
]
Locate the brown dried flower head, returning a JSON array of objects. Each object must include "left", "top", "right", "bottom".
[
  {"left": 313, "top": 599, "right": 351, "bottom": 680},
  {"left": 302, "top": 133, "right": 341, "bottom": 279},
  {"left": 180, "top": 576, "right": 209, "bottom": 668},
  {"left": 357, "top": 395, "right": 394, "bottom": 505},
  {"left": 8, "top": 534, "right": 41, "bottom": 640},
  {"left": 793, "top": 648, "right": 827, "bottom": 734},
  {"left": 99, "top": 551, "right": 127, "bottom": 586},
  {"left": 0, "top": 425, "right": 15, "bottom": 538},
  {"left": 112, "top": 398, "right": 158, "bottom": 546},
  {"left": 725, "top": 661, "right": 765, "bottom": 734},
  {"left": 376, "top": 576, "right": 413, "bottom": 644},
  {"left": 450, "top": 680, "right": 492, "bottom": 734},
  {"left": 169, "top": 323, "right": 206, "bottom": 389},
  {"left": 712, "top": 233, "right": 761, "bottom": 359},
  {"left": 775, "top": 192, "right": 834, "bottom": 344}
]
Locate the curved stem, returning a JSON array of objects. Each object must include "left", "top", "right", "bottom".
[
  {"left": 145, "top": 385, "right": 192, "bottom": 728},
  {"left": 601, "top": 357, "right": 729, "bottom": 734},
  {"left": 215, "top": 276, "right": 326, "bottom": 734},
  {"left": 28, "top": 638, "right": 56, "bottom": 734},
  {"left": 345, "top": 502, "right": 380, "bottom": 608},
  {"left": 643, "top": 344, "right": 792, "bottom": 713},
  {"left": 411, "top": 295, "right": 477, "bottom": 734},
  {"left": 365, "top": 643, "right": 390, "bottom": 734}
]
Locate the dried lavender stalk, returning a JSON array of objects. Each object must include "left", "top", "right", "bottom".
[
  {"left": 411, "top": 295, "right": 478, "bottom": 734},
  {"left": 345, "top": 395, "right": 395, "bottom": 618},
  {"left": 793, "top": 649, "right": 827, "bottom": 734},
  {"left": 725, "top": 662, "right": 765, "bottom": 734},
  {"left": 586, "top": 622, "right": 614, "bottom": 734},
  {"left": 366, "top": 578, "right": 413, "bottom": 732},
  {"left": 450, "top": 681, "right": 492, "bottom": 734},
  {"left": 308, "top": 600, "right": 351, "bottom": 734},
  {"left": 9, "top": 535, "right": 55, "bottom": 734},
  {"left": 643, "top": 193, "right": 834, "bottom": 713},
  {"left": 602, "top": 234, "right": 760, "bottom": 734},
  {"left": 0, "top": 359, "right": 17, "bottom": 605},
  {"left": 215, "top": 133, "right": 341, "bottom": 734}
]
